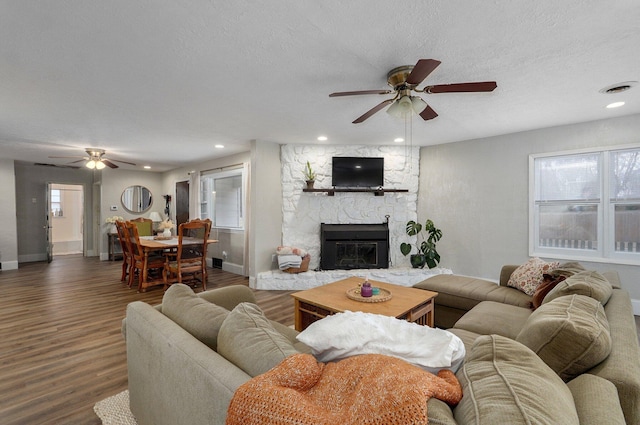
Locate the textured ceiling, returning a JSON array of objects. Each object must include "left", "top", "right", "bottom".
[{"left": 1, "top": 1, "right": 639, "bottom": 171}]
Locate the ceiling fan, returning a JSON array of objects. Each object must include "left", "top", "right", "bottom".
[
  {"left": 329, "top": 59, "right": 497, "bottom": 123},
  {"left": 49, "top": 148, "right": 136, "bottom": 169}
]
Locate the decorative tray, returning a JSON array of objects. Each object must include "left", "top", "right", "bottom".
[
  {"left": 346, "top": 287, "right": 392, "bottom": 303},
  {"left": 153, "top": 236, "right": 173, "bottom": 240}
]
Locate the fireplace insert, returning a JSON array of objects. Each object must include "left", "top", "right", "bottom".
[{"left": 320, "top": 223, "right": 389, "bottom": 270}]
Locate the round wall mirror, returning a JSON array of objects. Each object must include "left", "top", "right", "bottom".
[{"left": 121, "top": 185, "right": 153, "bottom": 213}]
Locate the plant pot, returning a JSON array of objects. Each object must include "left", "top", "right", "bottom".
[
  {"left": 410, "top": 254, "right": 426, "bottom": 269},
  {"left": 305, "top": 180, "right": 315, "bottom": 189}
]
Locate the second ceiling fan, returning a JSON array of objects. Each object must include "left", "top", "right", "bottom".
[{"left": 329, "top": 58, "right": 497, "bottom": 123}]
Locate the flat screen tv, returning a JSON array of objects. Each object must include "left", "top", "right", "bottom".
[{"left": 332, "top": 157, "right": 384, "bottom": 188}]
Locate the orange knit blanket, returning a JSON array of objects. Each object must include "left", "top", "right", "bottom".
[{"left": 226, "top": 353, "right": 462, "bottom": 425}]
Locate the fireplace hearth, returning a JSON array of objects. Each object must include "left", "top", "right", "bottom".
[{"left": 320, "top": 223, "right": 389, "bottom": 270}]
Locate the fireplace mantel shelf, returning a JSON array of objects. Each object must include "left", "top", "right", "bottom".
[{"left": 303, "top": 188, "right": 408, "bottom": 196}]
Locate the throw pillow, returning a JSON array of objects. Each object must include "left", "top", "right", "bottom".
[
  {"left": 542, "top": 270, "right": 613, "bottom": 306},
  {"left": 507, "top": 257, "right": 560, "bottom": 296},
  {"left": 296, "top": 311, "right": 465, "bottom": 374},
  {"left": 217, "top": 302, "right": 300, "bottom": 377},
  {"left": 531, "top": 274, "right": 566, "bottom": 309},
  {"left": 161, "top": 283, "right": 229, "bottom": 351},
  {"left": 454, "top": 334, "right": 579, "bottom": 425},
  {"left": 516, "top": 294, "right": 611, "bottom": 381}
]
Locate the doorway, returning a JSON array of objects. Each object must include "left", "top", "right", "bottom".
[{"left": 48, "top": 183, "right": 84, "bottom": 257}]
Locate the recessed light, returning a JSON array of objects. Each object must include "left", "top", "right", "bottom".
[
  {"left": 394, "top": 138, "right": 404, "bottom": 143},
  {"left": 317, "top": 136, "right": 328, "bottom": 141},
  {"left": 143, "top": 165, "right": 151, "bottom": 169},
  {"left": 606, "top": 101, "right": 625, "bottom": 109},
  {"left": 214, "top": 144, "right": 224, "bottom": 148}
]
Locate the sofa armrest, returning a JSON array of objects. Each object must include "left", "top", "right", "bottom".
[
  {"left": 126, "top": 301, "right": 251, "bottom": 425},
  {"left": 499, "top": 265, "right": 519, "bottom": 287},
  {"left": 196, "top": 285, "right": 257, "bottom": 310}
]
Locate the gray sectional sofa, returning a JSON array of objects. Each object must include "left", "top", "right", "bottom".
[
  {"left": 414, "top": 265, "right": 640, "bottom": 424},
  {"left": 124, "top": 265, "right": 640, "bottom": 424}
]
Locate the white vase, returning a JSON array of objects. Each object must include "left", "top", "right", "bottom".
[{"left": 162, "top": 228, "right": 172, "bottom": 238}]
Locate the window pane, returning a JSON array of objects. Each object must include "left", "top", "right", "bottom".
[
  {"left": 535, "top": 153, "right": 600, "bottom": 201},
  {"left": 614, "top": 204, "right": 640, "bottom": 252},
  {"left": 538, "top": 204, "right": 597, "bottom": 250},
  {"left": 610, "top": 148, "right": 640, "bottom": 201}
]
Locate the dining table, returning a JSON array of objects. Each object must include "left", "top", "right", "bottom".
[{"left": 135, "top": 235, "right": 218, "bottom": 292}]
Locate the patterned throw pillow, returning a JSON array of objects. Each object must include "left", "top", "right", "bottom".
[{"left": 507, "top": 257, "right": 560, "bottom": 296}]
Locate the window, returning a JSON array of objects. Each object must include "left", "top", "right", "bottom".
[
  {"left": 200, "top": 168, "right": 245, "bottom": 229},
  {"left": 51, "top": 189, "right": 63, "bottom": 217},
  {"left": 530, "top": 146, "right": 640, "bottom": 264}
]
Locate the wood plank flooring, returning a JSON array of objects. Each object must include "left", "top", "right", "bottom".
[
  {"left": 1, "top": 255, "right": 638, "bottom": 424},
  {"left": 0, "top": 255, "right": 295, "bottom": 425}
]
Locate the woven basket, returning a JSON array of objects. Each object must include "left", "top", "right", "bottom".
[{"left": 283, "top": 254, "right": 310, "bottom": 274}]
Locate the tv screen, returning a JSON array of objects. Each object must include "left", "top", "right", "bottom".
[{"left": 332, "top": 157, "right": 384, "bottom": 188}]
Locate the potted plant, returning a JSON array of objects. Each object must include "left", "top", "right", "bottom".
[
  {"left": 400, "top": 219, "right": 443, "bottom": 269},
  {"left": 303, "top": 161, "right": 316, "bottom": 189}
]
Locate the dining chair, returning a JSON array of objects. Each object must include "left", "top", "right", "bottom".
[
  {"left": 163, "top": 219, "right": 212, "bottom": 290},
  {"left": 114, "top": 220, "right": 133, "bottom": 283},
  {"left": 130, "top": 217, "right": 153, "bottom": 236},
  {"left": 125, "top": 221, "right": 166, "bottom": 289}
]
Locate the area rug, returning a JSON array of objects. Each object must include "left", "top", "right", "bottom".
[{"left": 93, "top": 390, "right": 138, "bottom": 425}]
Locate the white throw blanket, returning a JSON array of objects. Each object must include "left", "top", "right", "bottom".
[
  {"left": 296, "top": 310, "right": 465, "bottom": 374},
  {"left": 277, "top": 254, "right": 302, "bottom": 270}
]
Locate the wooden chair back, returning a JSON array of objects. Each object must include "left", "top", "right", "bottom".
[
  {"left": 114, "top": 220, "right": 132, "bottom": 282},
  {"left": 164, "top": 219, "right": 211, "bottom": 289},
  {"left": 130, "top": 217, "right": 153, "bottom": 236}
]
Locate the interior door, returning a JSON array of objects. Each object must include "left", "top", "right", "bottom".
[
  {"left": 175, "top": 181, "right": 190, "bottom": 227},
  {"left": 45, "top": 182, "right": 53, "bottom": 263}
]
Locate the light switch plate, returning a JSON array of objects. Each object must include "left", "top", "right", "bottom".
[{"left": 110, "top": 205, "right": 118, "bottom": 211}]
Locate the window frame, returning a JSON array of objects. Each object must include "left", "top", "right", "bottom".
[
  {"left": 529, "top": 144, "right": 640, "bottom": 266},
  {"left": 200, "top": 167, "right": 245, "bottom": 230}
]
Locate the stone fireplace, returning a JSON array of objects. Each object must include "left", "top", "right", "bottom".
[{"left": 320, "top": 223, "right": 389, "bottom": 270}]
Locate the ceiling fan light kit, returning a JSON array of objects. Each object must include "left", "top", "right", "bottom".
[{"left": 330, "top": 58, "right": 497, "bottom": 123}]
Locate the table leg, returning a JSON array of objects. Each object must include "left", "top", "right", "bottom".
[
  {"left": 294, "top": 299, "right": 302, "bottom": 331},
  {"left": 140, "top": 248, "right": 150, "bottom": 292}
]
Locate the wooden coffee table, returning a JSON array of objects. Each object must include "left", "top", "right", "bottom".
[{"left": 291, "top": 277, "right": 438, "bottom": 331}]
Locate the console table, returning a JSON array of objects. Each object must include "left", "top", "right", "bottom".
[{"left": 107, "top": 233, "right": 123, "bottom": 261}]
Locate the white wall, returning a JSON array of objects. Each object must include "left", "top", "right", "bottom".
[
  {"left": 0, "top": 159, "right": 18, "bottom": 270},
  {"left": 280, "top": 144, "right": 420, "bottom": 270},
  {"left": 99, "top": 168, "right": 163, "bottom": 260},
  {"left": 419, "top": 113, "right": 640, "bottom": 304},
  {"left": 249, "top": 140, "right": 282, "bottom": 285}
]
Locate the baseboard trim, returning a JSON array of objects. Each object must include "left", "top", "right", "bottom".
[
  {"left": 1, "top": 260, "right": 18, "bottom": 270},
  {"left": 222, "top": 262, "right": 245, "bottom": 276}
]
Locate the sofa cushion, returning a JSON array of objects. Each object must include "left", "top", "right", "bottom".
[
  {"left": 161, "top": 283, "right": 229, "bottom": 351},
  {"left": 566, "top": 374, "right": 626, "bottom": 425},
  {"left": 542, "top": 270, "right": 613, "bottom": 306},
  {"left": 453, "top": 301, "right": 532, "bottom": 339},
  {"left": 217, "top": 302, "right": 300, "bottom": 377},
  {"left": 507, "top": 257, "right": 560, "bottom": 296},
  {"left": 516, "top": 294, "right": 611, "bottom": 381},
  {"left": 454, "top": 334, "right": 579, "bottom": 425}
]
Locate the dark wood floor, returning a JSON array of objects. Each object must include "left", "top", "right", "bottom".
[{"left": 0, "top": 255, "right": 295, "bottom": 425}]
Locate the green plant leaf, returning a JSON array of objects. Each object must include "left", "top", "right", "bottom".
[
  {"left": 400, "top": 243, "right": 412, "bottom": 256},
  {"left": 405, "top": 220, "right": 422, "bottom": 236}
]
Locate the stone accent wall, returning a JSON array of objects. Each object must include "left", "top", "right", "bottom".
[{"left": 281, "top": 144, "right": 420, "bottom": 270}]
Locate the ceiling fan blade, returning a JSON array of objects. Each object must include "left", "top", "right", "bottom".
[
  {"left": 419, "top": 104, "right": 438, "bottom": 121},
  {"left": 406, "top": 59, "right": 441, "bottom": 86},
  {"left": 330, "top": 90, "right": 393, "bottom": 97},
  {"left": 352, "top": 99, "right": 394, "bottom": 123},
  {"left": 108, "top": 158, "right": 137, "bottom": 166},
  {"left": 425, "top": 81, "right": 497, "bottom": 94},
  {"left": 101, "top": 159, "right": 119, "bottom": 169}
]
